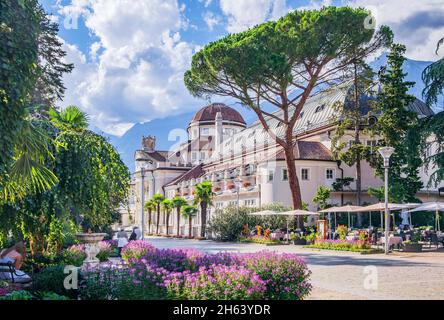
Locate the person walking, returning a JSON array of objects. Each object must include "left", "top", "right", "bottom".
[{"left": 116, "top": 228, "right": 128, "bottom": 257}]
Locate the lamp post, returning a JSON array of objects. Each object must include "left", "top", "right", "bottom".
[
  {"left": 378, "top": 147, "right": 395, "bottom": 255},
  {"left": 235, "top": 177, "right": 243, "bottom": 214}
]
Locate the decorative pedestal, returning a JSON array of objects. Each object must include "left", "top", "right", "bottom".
[{"left": 76, "top": 233, "right": 107, "bottom": 266}]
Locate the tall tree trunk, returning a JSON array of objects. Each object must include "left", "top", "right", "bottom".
[
  {"left": 189, "top": 216, "right": 192, "bottom": 238},
  {"left": 176, "top": 208, "right": 181, "bottom": 237},
  {"left": 283, "top": 141, "right": 303, "bottom": 227},
  {"left": 147, "top": 210, "right": 152, "bottom": 235},
  {"left": 353, "top": 62, "right": 363, "bottom": 227},
  {"left": 200, "top": 202, "right": 207, "bottom": 238},
  {"left": 156, "top": 204, "right": 160, "bottom": 235}
]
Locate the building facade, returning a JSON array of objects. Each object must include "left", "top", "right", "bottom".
[{"left": 128, "top": 83, "right": 442, "bottom": 236}]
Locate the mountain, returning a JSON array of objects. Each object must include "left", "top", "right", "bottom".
[{"left": 94, "top": 55, "right": 442, "bottom": 172}]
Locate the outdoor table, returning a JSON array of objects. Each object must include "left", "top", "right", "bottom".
[
  {"left": 381, "top": 236, "right": 403, "bottom": 249},
  {"left": 270, "top": 232, "right": 284, "bottom": 241},
  {"left": 346, "top": 235, "right": 358, "bottom": 241}
]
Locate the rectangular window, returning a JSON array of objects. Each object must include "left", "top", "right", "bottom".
[
  {"left": 200, "top": 152, "right": 206, "bottom": 160},
  {"left": 301, "top": 168, "right": 310, "bottom": 181},
  {"left": 201, "top": 128, "right": 209, "bottom": 136},
  {"left": 282, "top": 168, "right": 288, "bottom": 181},
  {"left": 191, "top": 152, "right": 197, "bottom": 161},
  {"left": 267, "top": 169, "right": 275, "bottom": 182},
  {"left": 326, "top": 168, "right": 334, "bottom": 180}
]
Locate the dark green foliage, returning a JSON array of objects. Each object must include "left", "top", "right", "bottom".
[
  {"left": 208, "top": 204, "right": 288, "bottom": 242},
  {"left": 369, "top": 44, "right": 423, "bottom": 202},
  {"left": 32, "top": 265, "right": 78, "bottom": 299},
  {"left": 422, "top": 56, "right": 444, "bottom": 107},
  {"left": 419, "top": 111, "right": 444, "bottom": 187},
  {"left": 0, "top": 0, "right": 40, "bottom": 177}
]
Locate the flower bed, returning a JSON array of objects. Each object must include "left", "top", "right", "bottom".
[
  {"left": 305, "top": 239, "right": 378, "bottom": 253},
  {"left": 83, "top": 245, "right": 311, "bottom": 300},
  {"left": 121, "top": 240, "right": 155, "bottom": 262},
  {"left": 239, "top": 236, "right": 281, "bottom": 245}
]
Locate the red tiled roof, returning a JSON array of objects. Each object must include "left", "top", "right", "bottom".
[
  {"left": 164, "top": 164, "right": 205, "bottom": 187},
  {"left": 274, "top": 141, "right": 333, "bottom": 161},
  {"left": 191, "top": 103, "right": 246, "bottom": 125}
]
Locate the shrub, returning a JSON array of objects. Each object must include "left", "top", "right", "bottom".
[
  {"left": 62, "top": 245, "right": 87, "bottom": 267},
  {"left": 40, "top": 292, "right": 71, "bottom": 300},
  {"left": 165, "top": 265, "right": 266, "bottom": 300},
  {"left": 0, "top": 290, "right": 34, "bottom": 300},
  {"left": 241, "top": 251, "right": 312, "bottom": 300},
  {"left": 121, "top": 240, "right": 155, "bottom": 262},
  {"left": 208, "top": 204, "right": 288, "bottom": 242},
  {"left": 32, "top": 265, "right": 78, "bottom": 299},
  {"left": 337, "top": 225, "right": 348, "bottom": 240},
  {"left": 307, "top": 239, "right": 372, "bottom": 252},
  {"left": 96, "top": 241, "right": 112, "bottom": 262}
]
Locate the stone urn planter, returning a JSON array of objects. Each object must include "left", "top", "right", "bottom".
[
  {"left": 76, "top": 233, "right": 107, "bottom": 265},
  {"left": 403, "top": 243, "right": 423, "bottom": 252}
]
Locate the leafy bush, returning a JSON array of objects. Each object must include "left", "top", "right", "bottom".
[
  {"left": 62, "top": 245, "right": 87, "bottom": 267},
  {"left": 32, "top": 265, "right": 78, "bottom": 299},
  {"left": 121, "top": 240, "right": 155, "bottom": 262},
  {"left": 40, "top": 292, "right": 70, "bottom": 300},
  {"left": 239, "top": 235, "right": 280, "bottom": 245},
  {"left": 0, "top": 290, "right": 34, "bottom": 300},
  {"left": 96, "top": 241, "right": 112, "bottom": 262},
  {"left": 208, "top": 204, "right": 288, "bottom": 242}
]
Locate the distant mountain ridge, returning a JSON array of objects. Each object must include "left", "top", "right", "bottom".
[{"left": 93, "top": 55, "right": 442, "bottom": 172}]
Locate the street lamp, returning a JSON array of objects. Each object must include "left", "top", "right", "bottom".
[
  {"left": 235, "top": 177, "right": 243, "bottom": 214},
  {"left": 378, "top": 146, "right": 395, "bottom": 255}
]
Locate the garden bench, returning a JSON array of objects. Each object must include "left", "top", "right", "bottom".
[{"left": 0, "top": 258, "right": 31, "bottom": 284}]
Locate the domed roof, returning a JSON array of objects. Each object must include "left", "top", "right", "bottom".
[{"left": 191, "top": 103, "right": 246, "bottom": 125}]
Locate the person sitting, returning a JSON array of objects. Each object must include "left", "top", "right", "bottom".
[{"left": 0, "top": 241, "right": 26, "bottom": 270}]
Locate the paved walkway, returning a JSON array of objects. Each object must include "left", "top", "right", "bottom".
[{"left": 145, "top": 236, "right": 444, "bottom": 300}]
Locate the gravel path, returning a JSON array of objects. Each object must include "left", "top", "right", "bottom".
[{"left": 145, "top": 237, "right": 444, "bottom": 300}]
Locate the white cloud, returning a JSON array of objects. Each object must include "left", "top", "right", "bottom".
[
  {"left": 203, "top": 11, "right": 221, "bottom": 31},
  {"left": 348, "top": 0, "right": 444, "bottom": 61},
  {"left": 57, "top": 0, "right": 200, "bottom": 136},
  {"left": 219, "top": 0, "right": 290, "bottom": 33}
]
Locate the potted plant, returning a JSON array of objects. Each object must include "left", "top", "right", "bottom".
[
  {"left": 291, "top": 233, "right": 307, "bottom": 245},
  {"left": 403, "top": 232, "right": 422, "bottom": 252},
  {"left": 243, "top": 181, "right": 251, "bottom": 188},
  {"left": 227, "top": 184, "right": 236, "bottom": 190}
]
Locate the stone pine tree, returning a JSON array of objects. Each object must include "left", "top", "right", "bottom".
[
  {"left": 369, "top": 44, "right": 423, "bottom": 202},
  {"left": 420, "top": 36, "right": 444, "bottom": 188},
  {"left": 331, "top": 62, "right": 374, "bottom": 226},
  {"left": 185, "top": 7, "right": 392, "bottom": 218}
]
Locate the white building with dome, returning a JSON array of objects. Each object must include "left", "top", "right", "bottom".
[{"left": 129, "top": 83, "right": 442, "bottom": 237}]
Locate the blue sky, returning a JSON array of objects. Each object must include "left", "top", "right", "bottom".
[{"left": 38, "top": 0, "right": 444, "bottom": 136}]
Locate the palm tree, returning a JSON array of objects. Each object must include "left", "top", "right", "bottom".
[
  {"left": 182, "top": 205, "right": 198, "bottom": 238},
  {"left": 2, "top": 118, "right": 58, "bottom": 202},
  {"left": 161, "top": 199, "right": 173, "bottom": 236},
  {"left": 153, "top": 193, "right": 165, "bottom": 235},
  {"left": 193, "top": 181, "right": 214, "bottom": 238},
  {"left": 172, "top": 196, "right": 187, "bottom": 237},
  {"left": 48, "top": 105, "right": 89, "bottom": 131},
  {"left": 144, "top": 200, "right": 156, "bottom": 235}
]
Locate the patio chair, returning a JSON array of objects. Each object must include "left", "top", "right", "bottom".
[{"left": 0, "top": 258, "right": 32, "bottom": 284}]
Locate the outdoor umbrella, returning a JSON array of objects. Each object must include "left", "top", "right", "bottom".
[
  {"left": 351, "top": 203, "right": 414, "bottom": 230},
  {"left": 407, "top": 202, "right": 444, "bottom": 231},
  {"left": 248, "top": 210, "right": 277, "bottom": 216},
  {"left": 270, "top": 210, "right": 319, "bottom": 242},
  {"left": 319, "top": 205, "right": 363, "bottom": 229}
]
